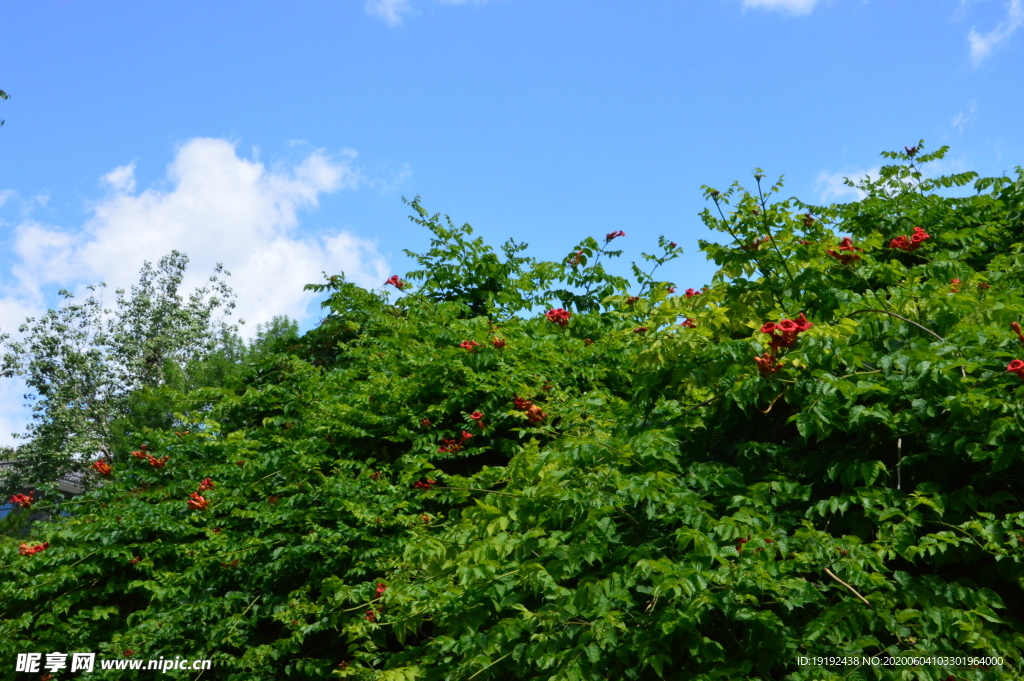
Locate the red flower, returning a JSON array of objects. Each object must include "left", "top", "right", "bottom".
[
  {"left": 1012, "top": 322, "right": 1024, "bottom": 344},
  {"left": 267, "top": 495, "right": 280, "bottom": 505},
  {"left": 680, "top": 319, "right": 695, "bottom": 328},
  {"left": 470, "top": 411, "right": 483, "bottom": 422},
  {"left": 10, "top": 492, "right": 34, "bottom": 509},
  {"left": 146, "top": 454, "right": 169, "bottom": 469},
  {"left": 129, "top": 556, "right": 141, "bottom": 565},
  {"left": 513, "top": 396, "right": 532, "bottom": 410},
  {"left": 777, "top": 319, "right": 798, "bottom": 334},
  {"left": 802, "top": 214, "right": 815, "bottom": 227},
  {"left": 458, "top": 340, "right": 481, "bottom": 352},
  {"left": 92, "top": 460, "right": 113, "bottom": 477},
  {"left": 525, "top": 404, "right": 547, "bottom": 424},
  {"left": 1007, "top": 359, "right": 1024, "bottom": 380},
  {"left": 413, "top": 479, "right": 437, "bottom": 489},
  {"left": 950, "top": 278, "right": 960, "bottom": 293},
  {"left": 375, "top": 582, "right": 388, "bottom": 598},
  {"left": 385, "top": 275, "right": 405, "bottom": 290},
  {"left": 198, "top": 477, "right": 214, "bottom": 492},
  {"left": 420, "top": 418, "right": 432, "bottom": 427},
  {"left": 18, "top": 542, "right": 48, "bottom": 556},
  {"left": 890, "top": 226, "right": 930, "bottom": 251},
  {"left": 460, "top": 430, "right": 474, "bottom": 442},
  {"left": 422, "top": 514, "right": 430, "bottom": 524},
  {"left": 584, "top": 338, "right": 594, "bottom": 345},
  {"left": 187, "top": 493, "right": 208, "bottom": 511},
  {"left": 605, "top": 230, "right": 625, "bottom": 241},
  {"left": 667, "top": 286, "right": 676, "bottom": 293},
  {"left": 905, "top": 145, "right": 918, "bottom": 157},
  {"left": 760, "top": 322, "right": 777, "bottom": 334},
  {"left": 633, "top": 327, "right": 648, "bottom": 335},
  {"left": 491, "top": 336, "right": 507, "bottom": 349},
  {"left": 626, "top": 296, "right": 640, "bottom": 305},
  {"left": 545, "top": 308, "right": 571, "bottom": 326},
  {"left": 124, "top": 650, "right": 134, "bottom": 657},
  {"left": 130, "top": 450, "right": 146, "bottom": 459},
  {"left": 668, "top": 242, "right": 677, "bottom": 248},
  {"left": 977, "top": 281, "right": 990, "bottom": 291},
  {"left": 684, "top": 288, "right": 701, "bottom": 297},
  {"left": 365, "top": 609, "right": 377, "bottom": 622},
  {"left": 794, "top": 313, "right": 813, "bottom": 332}
]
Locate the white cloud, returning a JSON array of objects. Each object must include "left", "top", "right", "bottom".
[
  {"left": 951, "top": 99, "right": 979, "bottom": 134},
  {"left": 365, "top": 0, "right": 500, "bottom": 24},
  {"left": 102, "top": 162, "right": 137, "bottom": 193},
  {"left": 968, "top": 0, "right": 1023, "bottom": 66},
  {"left": 815, "top": 166, "right": 881, "bottom": 202},
  {"left": 0, "top": 137, "right": 393, "bottom": 445},
  {"left": 366, "top": 0, "right": 413, "bottom": 25},
  {"left": 741, "top": 0, "right": 824, "bottom": 16}
]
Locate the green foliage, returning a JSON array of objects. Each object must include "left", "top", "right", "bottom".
[
  {"left": 0, "top": 252, "right": 243, "bottom": 496},
  {"left": 3, "top": 144, "right": 1024, "bottom": 680}
]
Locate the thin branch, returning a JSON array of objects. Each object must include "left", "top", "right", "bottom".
[
  {"left": 845, "top": 309, "right": 967, "bottom": 377},
  {"left": 824, "top": 567, "right": 871, "bottom": 607}
]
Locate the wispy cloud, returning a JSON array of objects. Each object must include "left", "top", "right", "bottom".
[
  {"left": 741, "top": 0, "right": 824, "bottom": 16},
  {"left": 815, "top": 167, "right": 881, "bottom": 203},
  {"left": 366, "top": 0, "right": 414, "bottom": 25},
  {"left": 968, "top": 0, "right": 1023, "bottom": 66},
  {"left": 365, "top": 0, "right": 499, "bottom": 25},
  {"left": 951, "top": 99, "right": 979, "bottom": 134}
]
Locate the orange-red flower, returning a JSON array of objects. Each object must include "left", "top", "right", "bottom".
[
  {"left": 458, "top": 340, "right": 481, "bottom": 352},
  {"left": 18, "top": 542, "right": 48, "bottom": 556},
  {"left": 890, "top": 226, "right": 930, "bottom": 251},
  {"left": 545, "top": 308, "right": 571, "bottom": 326},
  {"left": 187, "top": 493, "right": 208, "bottom": 511},
  {"left": 146, "top": 455, "right": 169, "bottom": 469},
  {"left": 680, "top": 319, "right": 696, "bottom": 328},
  {"left": 633, "top": 327, "right": 648, "bottom": 335},
  {"left": 198, "top": 477, "right": 214, "bottom": 492},
  {"left": 1013, "top": 322, "right": 1024, "bottom": 344},
  {"left": 385, "top": 275, "right": 405, "bottom": 290},
  {"left": 375, "top": 583, "right": 387, "bottom": 598},
  {"left": 684, "top": 288, "right": 701, "bottom": 297},
  {"left": 9, "top": 491, "right": 34, "bottom": 509},
  {"left": 605, "top": 230, "right": 625, "bottom": 241},
  {"left": 92, "top": 460, "right": 113, "bottom": 477},
  {"left": 491, "top": 337, "right": 507, "bottom": 349},
  {"left": 1007, "top": 359, "right": 1024, "bottom": 380}
]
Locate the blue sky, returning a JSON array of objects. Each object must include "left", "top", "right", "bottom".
[{"left": 0, "top": 0, "right": 1022, "bottom": 444}]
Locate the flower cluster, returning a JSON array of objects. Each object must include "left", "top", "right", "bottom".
[
  {"left": 545, "top": 308, "right": 571, "bottom": 327},
  {"left": 199, "top": 477, "right": 215, "bottom": 492},
  {"left": 385, "top": 275, "right": 406, "bottom": 290},
  {"left": 567, "top": 249, "right": 584, "bottom": 266},
  {"left": 889, "top": 226, "right": 930, "bottom": 251},
  {"left": 365, "top": 609, "right": 377, "bottom": 622},
  {"left": 756, "top": 313, "right": 813, "bottom": 377},
  {"left": 92, "top": 460, "right": 113, "bottom": 477},
  {"left": 1008, "top": 360, "right": 1024, "bottom": 381},
  {"left": 412, "top": 479, "right": 437, "bottom": 490},
  {"left": 605, "top": 230, "right": 625, "bottom": 241},
  {"left": 458, "top": 340, "right": 480, "bottom": 352},
  {"left": 492, "top": 337, "right": 507, "bottom": 349},
  {"left": 513, "top": 396, "right": 547, "bottom": 424},
  {"left": 438, "top": 431, "right": 473, "bottom": 453},
  {"left": 680, "top": 319, "right": 696, "bottom": 329},
  {"left": 19, "top": 542, "right": 48, "bottom": 556},
  {"left": 950, "top": 278, "right": 960, "bottom": 293},
  {"left": 684, "top": 288, "right": 702, "bottom": 298},
  {"left": 375, "top": 583, "right": 387, "bottom": 598},
  {"left": 633, "top": 327, "right": 648, "bottom": 335},
  {"left": 187, "top": 492, "right": 208, "bottom": 511},
  {"left": 9, "top": 491, "right": 34, "bottom": 509},
  {"left": 825, "top": 237, "right": 864, "bottom": 265},
  {"left": 760, "top": 313, "right": 814, "bottom": 350},
  {"left": 130, "top": 444, "right": 151, "bottom": 459},
  {"left": 147, "top": 455, "right": 169, "bottom": 469}
]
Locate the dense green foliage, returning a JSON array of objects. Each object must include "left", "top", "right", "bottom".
[{"left": 3, "top": 145, "right": 1024, "bottom": 680}]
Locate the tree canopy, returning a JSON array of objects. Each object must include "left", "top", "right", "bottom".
[{"left": 2, "top": 143, "right": 1024, "bottom": 680}]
